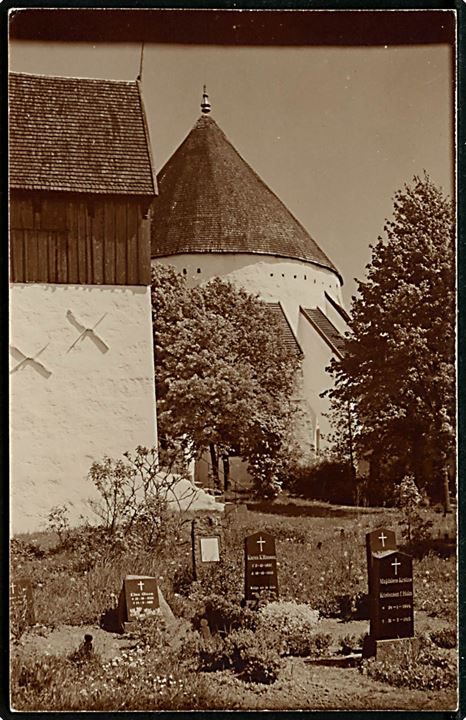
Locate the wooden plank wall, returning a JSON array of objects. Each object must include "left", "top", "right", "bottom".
[{"left": 10, "top": 194, "right": 152, "bottom": 286}]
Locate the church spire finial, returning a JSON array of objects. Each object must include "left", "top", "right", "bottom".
[{"left": 201, "top": 85, "right": 211, "bottom": 114}]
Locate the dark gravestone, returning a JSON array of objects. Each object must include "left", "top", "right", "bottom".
[
  {"left": 244, "top": 531, "right": 278, "bottom": 601},
  {"left": 370, "top": 549, "right": 414, "bottom": 641},
  {"left": 117, "top": 575, "right": 159, "bottom": 632},
  {"left": 365, "top": 527, "right": 397, "bottom": 594},
  {"left": 10, "top": 579, "right": 35, "bottom": 625}
]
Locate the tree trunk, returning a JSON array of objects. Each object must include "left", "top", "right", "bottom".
[
  {"left": 209, "top": 443, "right": 220, "bottom": 491},
  {"left": 442, "top": 464, "right": 452, "bottom": 515},
  {"left": 222, "top": 454, "right": 230, "bottom": 493}
]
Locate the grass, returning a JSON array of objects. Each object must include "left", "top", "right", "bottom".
[{"left": 10, "top": 499, "right": 457, "bottom": 710}]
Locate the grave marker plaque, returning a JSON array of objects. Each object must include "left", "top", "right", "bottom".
[
  {"left": 370, "top": 550, "right": 414, "bottom": 640},
  {"left": 200, "top": 537, "right": 220, "bottom": 562},
  {"left": 192, "top": 517, "right": 223, "bottom": 580},
  {"left": 10, "top": 579, "right": 35, "bottom": 625},
  {"left": 117, "top": 575, "right": 159, "bottom": 630},
  {"left": 244, "top": 531, "right": 278, "bottom": 600},
  {"left": 366, "top": 527, "right": 397, "bottom": 594}
]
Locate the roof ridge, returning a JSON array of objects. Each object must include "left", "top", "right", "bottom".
[{"left": 10, "top": 71, "right": 137, "bottom": 85}]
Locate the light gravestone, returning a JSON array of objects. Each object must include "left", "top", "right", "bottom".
[
  {"left": 11, "top": 579, "right": 36, "bottom": 625},
  {"left": 365, "top": 527, "right": 397, "bottom": 594},
  {"left": 364, "top": 549, "right": 415, "bottom": 660},
  {"left": 191, "top": 516, "right": 223, "bottom": 580},
  {"left": 117, "top": 575, "right": 159, "bottom": 633},
  {"left": 244, "top": 531, "right": 278, "bottom": 601}
]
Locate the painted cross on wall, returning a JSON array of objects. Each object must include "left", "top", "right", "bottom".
[{"left": 66, "top": 310, "right": 109, "bottom": 353}]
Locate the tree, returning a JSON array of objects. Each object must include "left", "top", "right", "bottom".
[
  {"left": 327, "top": 174, "right": 455, "bottom": 505},
  {"left": 151, "top": 264, "right": 300, "bottom": 495}
]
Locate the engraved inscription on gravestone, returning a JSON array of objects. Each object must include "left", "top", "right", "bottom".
[
  {"left": 11, "top": 579, "right": 36, "bottom": 625},
  {"left": 365, "top": 527, "right": 397, "bottom": 593},
  {"left": 244, "top": 531, "right": 278, "bottom": 600},
  {"left": 370, "top": 550, "right": 414, "bottom": 640},
  {"left": 118, "top": 575, "right": 159, "bottom": 630}
]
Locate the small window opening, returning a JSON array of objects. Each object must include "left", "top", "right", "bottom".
[{"left": 197, "top": 268, "right": 201, "bottom": 274}]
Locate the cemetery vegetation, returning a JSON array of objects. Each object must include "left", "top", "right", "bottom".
[
  {"left": 327, "top": 174, "right": 455, "bottom": 507},
  {"left": 10, "top": 450, "right": 457, "bottom": 711},
  {"left": 151, "top": 263, "right": 300, "bottom": 497}
]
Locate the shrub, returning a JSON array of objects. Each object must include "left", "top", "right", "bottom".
[
  {"left": 196, "top": 594, "right": 257, "bottom": 635},
  {"left": 339, "top": 633, "right": 365, "bottom": 655},
  {"left": 255, "top": 601, "right": 330, "bottom": 657},
  {"left": 287, "top": 459, "right": 358, "bottom": 506},
  {"left": 88, "top": 445, "right": 194, "bottom": 549},
  {"left": 226, "top": 629, "right": 282, "bottom": 684},
  {"left": 360, "top": 637, "right": 457, "bottom": 691},
  {"left": 430, "top": 628, "right": 457, "bottom": 649},
  {"left": 47, "top": 505, "right": 71, "bottom": 547}
]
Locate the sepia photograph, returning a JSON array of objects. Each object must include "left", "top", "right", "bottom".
[{"left": 8, "top": 7, "right": 457, "bottom": 712}]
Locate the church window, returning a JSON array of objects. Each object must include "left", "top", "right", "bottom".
[
  {"left": 293, "top": 275, "right": 297, "bottom": 279},
  {"left": 197, "top": 268, "right": 201, "bottom": 273},
  {"left": 282, "top": 273, "right": 285, "bottom": 277},
  {"left": 270, "top": 273, "right": 274, "bottom": 277},
  {"left": 182, "top": 268, "right": 187, "bottom": 275},
  {"left": 304, "top": 275, "right": 307, "bottom": 280}
]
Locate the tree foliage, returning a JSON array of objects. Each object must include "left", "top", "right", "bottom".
[
  {"left": 327, "top": 174, "right": 455, "bottom": 502},
  {"left": 151, "top": 264, "right": 300, "bottom": 495}
]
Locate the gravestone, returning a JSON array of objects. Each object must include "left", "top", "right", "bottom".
[
  {"left": 10, "top": 579, "right": 35, "bottom": 625},
  {"left": 365, "top": 527, "right": 397, "bottom": 594},
  {"left": 364, "top": 549, "right": 415, "bottom": 659},
  {"left": 244, "top": 531, "right": 278, "bottom": 601},
  {"left": 117, "top": 575, "right": 159, "bottom": 632},
  {"left": 191, "top": 516, "right": 224, "bottom": 580}
]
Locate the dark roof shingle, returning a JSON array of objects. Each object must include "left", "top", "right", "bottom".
[
  {"left": 266, "top": 302, "right": 303, "bottom": 357},
  {"left": 301, "top": 306, "right": 346, "bottom": 356},
  {"left": 152, "top": 115, "right": 341, "bottom": 282},
  {"left": 9, "top": 72, "right": 156, "bottom": 195}
]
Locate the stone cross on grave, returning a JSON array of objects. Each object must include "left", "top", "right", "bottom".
[
  {"left": 137, "top": 580, "right": 145, "bottom": 591},
  {"left": 257, "top": 536, "right": 266, "bottom": 553},
  {"left": 391, "top": 557, "right": 401, "bottom": 575},
  {"left": 378, "top": 532, "right": 388, "bottom": 547}
]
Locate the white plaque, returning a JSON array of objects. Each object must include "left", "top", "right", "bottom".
[{"left": 200, "top": 537, "right": 220, "bottom": 562}]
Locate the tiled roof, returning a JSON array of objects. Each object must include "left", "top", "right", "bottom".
[
  {"left": 151, "top": 115, "right": 342, "bottom": 282},
  {"left": 9, "top": 72, "right": 156, "bottom": 195},
  {"left": 266, "top": 302, "right": 303, "bottom": 357},
  {"left": 324, "top": 291, "right": 351, "bottom": 324},
  {"left": 301, "top": 306, "right": 346, "bottom": 356}
]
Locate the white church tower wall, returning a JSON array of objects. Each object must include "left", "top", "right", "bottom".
[
  {"left": 9, "top": 73, "right": 159, "bottom": 533},
  {"left": 10, "top": 284, "right": 157, "bottom": 534},
  {"left": 151, "top": 93, "right": 349, "bottom": 471}
]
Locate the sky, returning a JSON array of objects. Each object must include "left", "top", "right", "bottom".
[{"left": 10, "top": 38, "right": 453, "bottom": 306}]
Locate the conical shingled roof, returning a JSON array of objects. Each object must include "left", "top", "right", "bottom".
[{"left": 151, "top": 115, "right": 341, "bottom": 282}]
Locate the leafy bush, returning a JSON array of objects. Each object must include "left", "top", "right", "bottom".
[
  {"left": 199, "top": 626, "right": 282, "bottom": 684},
  {"left": 430, "top": 628, "right": 456, "bottom": 649},
  {"left": 88, "top": 445, "right": 194, "bottom": 549},
  {"left": 360, "top": 637, "right": 457, "bottom": 691},
  {"left": 47, "top": 505, "right": 71, "bottom": 547},
  {"left": 287, "top": 459, "right": 358, "bottom": 505},
  {"left": 339, "top": 633, "right": 365, "bottom": 655},
  {"left": 195, "top": 593, "right": 257, "bottom": 635},
  {"left": 244, "top": 601, "right": 333, "bottom": 658}
]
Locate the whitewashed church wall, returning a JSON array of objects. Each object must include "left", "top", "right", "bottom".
[
  {"left": 9, "top": 283, "right": 157, "bottom": 534},
  {"left": 154, "top": 253, "right": 343, "bottom": 330},
  {"left": 297, "top": 312, "right": 336, "bottom": 448}
]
